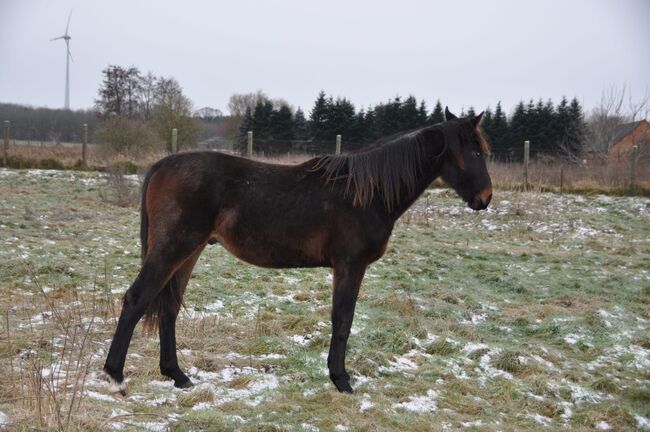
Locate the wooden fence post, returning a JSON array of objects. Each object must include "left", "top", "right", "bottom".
[
  {"left": 82, "top": 123, "right": 88, "bottom": 168},
  {"left": 247, "top": 131, "right": 253, "bottom": 158},
  {"left": 523, "top": 140, "right": 530, "bottom": 191},
  {"left": 336, "top": 134, "right": 341, "bottom": 155},
  {"left": 171, "top": 128, "right": 178, "bottom": 153},
  {"left": 3, "top": 121, "right": 9, "bottom": 166}
]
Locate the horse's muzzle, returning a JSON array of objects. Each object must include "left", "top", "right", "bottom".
[{"left": 468, "top": 187, "right": 492, "bottom": 211}]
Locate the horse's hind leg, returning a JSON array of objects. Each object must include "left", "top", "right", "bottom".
[
  {"left": 103, "top": 243, "right": 201, "bottom": 393},
  {"left": 158, "top": 249, "right": 203, "bottom": 388}
]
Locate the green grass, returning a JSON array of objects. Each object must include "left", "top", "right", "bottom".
[{"left": 0, "top": 168, "right": 649, "bottom": 431}]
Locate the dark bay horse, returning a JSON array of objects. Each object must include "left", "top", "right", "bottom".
[{"left": 104, "top": 108, "right": 492, "bottom": 394}]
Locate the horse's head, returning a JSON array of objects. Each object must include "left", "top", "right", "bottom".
[{"left": 438, "top": 107, "right": 492, "bottom": 211}]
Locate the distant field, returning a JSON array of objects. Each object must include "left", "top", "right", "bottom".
[{"left": 0, "top": 168, "right": 649, "bottom": 431}]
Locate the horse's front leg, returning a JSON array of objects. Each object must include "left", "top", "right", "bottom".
[{"left": 328, "top": 262, "right": 366, "bottom": 393}]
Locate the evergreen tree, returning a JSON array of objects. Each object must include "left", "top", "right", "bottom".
[
  {"left": 417, "top": 100, "right": 428, "bottom": 125},
  {"left": 309, "top": 91, "right": 331, "bottom": 141},
  {"left": 400, "top": 96, "right": 420, "bottom": 130},
  {"left": 429, "top": 100, "right": 444, "bottom": 124},
  {"left": 565, "top": 98, "right": 586, "bottom": 160},
  {"left": 270, "top": 104, "right": 294, "bottom": 140},
  {"left": 292, "top": 107, "right": 308, "bottom": 140},
  {"left": 467, "top": 106, "right": 477, "bottom": 120},
  {"left": 363, "top": 106, "right": 377, "bottom": 142},
  {"left": 490, "top": 102, "right": 509, "bottom": 158},
  {"left": 348, "top": 109, "right": 367, "bottom": 149},
  {"left": 554, "top": 96, "right": 571, "bottom": 155},
  {"left": 329, "top": 97, "right": 356, "bottom": 137},
  {"left": 252, "top": 100, "right": 274, "bottom": 139},
  {"left": 507, "top": 101, "right": 527, "bottom": 161}
]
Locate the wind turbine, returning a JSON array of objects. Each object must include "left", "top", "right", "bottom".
[{"left": 51, "top": 10, "right": 73, "bottom": 110}]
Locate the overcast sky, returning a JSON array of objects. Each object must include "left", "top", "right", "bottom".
[{"left": 1, "top": 0, "right": 649, "bottom": 116}]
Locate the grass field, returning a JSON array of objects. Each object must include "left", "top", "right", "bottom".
[{"left": 0, "top": 167, "right": 649, "bottom": 431}]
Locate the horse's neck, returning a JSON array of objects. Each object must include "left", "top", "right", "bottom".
[{"left": 388, "top": 160, "right": 442, "bottom": 221}]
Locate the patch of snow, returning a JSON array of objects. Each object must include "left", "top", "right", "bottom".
[
  {"left": 461, "top": 420, "right": 483, "bottom": 428},
  {"left": 636, "top": 415, "right": 650, "bottom": 431},
  {"left": 301, "top": 423, "right": 319, "bottom": 432},
  {"left": 290, "top": 334, "right": 315, "bottom": 346},
  {"left": 527, "top": 413, "right": 553, "bottom": 427},
  {"left": 392, "top": 389, "right": 438, "bottom": 413},
  {"left": 564, "top": 334, "right": 579, "bottom": 345},
  {"left": 191, "top": 401, "right": 213, "bottom": 411},
  {"left": 595, "top": 421, "right": 612, "bottom": 430},
  {"left": 462, "top": 342, "right": 489, "bottom": 353},
  {"left": 85, "top": 390, "right": 117, "bottom": 402},
  {"left": 360, "top": 393, "right": 374, "bottom": 412},
  {"left": 461, "top": 313, "right": 487, "bottom": 325},
  {"left": 133, "top": 421, "right": 168, "bottom": 432}
]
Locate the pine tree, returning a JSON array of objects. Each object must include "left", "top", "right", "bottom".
[
  {"left": 400, "top": 95, "right": 420, "bottom": 130},
  {"left": 508, "top": 101, "right": 527, "bottom": 161},
  {"left": 417, "top": 100, "right": 428, "bottom": 125},
  {"left": 554, "top": 96, "right": 571, "bottom": 156},
  {"left": 429, "top": 100, "right": 444, "bottom": 124},
  {"left": 270, "top": 104, "right": 294, "bottom": 140},
  {"left": 330, "top": 97, "right": 356, "bottom": 137},
  {"left": 363, "top": 106, "right": 377, "bottom": 143},
  {"left": 566, "top": 98, "right": 586, "bottom": 160},
  {"left": 252, "top": 100, "right": 274, "bottom": 139},
  {"left": 292, "top": 107, "right": 308, "bottom": 140},
  {"left": 467, "top": 106, "right": 476, "bottom": 120},
  {"left": 490, "top": 101, "right": 509, "bottom": 158},
  {"left": 309, "top": 91, "right": 330, "bottom": 141}
]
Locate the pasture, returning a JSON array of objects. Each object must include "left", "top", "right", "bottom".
[{"left": 0, "top": 167, "right": 649, "bottom": 431}]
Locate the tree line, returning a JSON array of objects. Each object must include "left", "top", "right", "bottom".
[
  {"left": 0, "top": 103, "right": 98, "bottom": 143},
  {"left": 236, "top": 91, "right": 587, "bottom": 160}
]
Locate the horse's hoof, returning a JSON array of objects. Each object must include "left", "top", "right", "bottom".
[
  {"left": 175, "top": 378, "right": 194, "bottom": 389},
  {"left": 332, "top": 379, "right": 354, "bottom": 394},
  {"left": 107, "top": 376, "right": 127, "bottom": 396}
]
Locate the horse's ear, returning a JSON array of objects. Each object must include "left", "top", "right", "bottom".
[
  {"left": 471, "top": 111, "right": 484, "bottom": 128},
  {"left": 444, "top": 106, "right": 458, "bottom": 121}
]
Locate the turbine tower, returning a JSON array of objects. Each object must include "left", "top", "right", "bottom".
[{"left": 51, "top": 11, "right": 73, "bottom": 110}]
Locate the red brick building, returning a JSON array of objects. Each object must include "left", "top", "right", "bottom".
[{"left": 608, "top": 120, "right": 650, "bottom": 164}]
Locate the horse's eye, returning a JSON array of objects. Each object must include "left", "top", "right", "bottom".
[{"left": 473, "top": 150, "right": 481, "bottom": 158}]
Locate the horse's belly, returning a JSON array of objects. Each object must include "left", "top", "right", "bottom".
[{"left": 213, "top": 231, "right": 328, "bottom": 269}]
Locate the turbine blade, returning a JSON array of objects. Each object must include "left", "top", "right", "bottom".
[
  {"left": 68, "top": 48, "right": 74, "bottom": 62},
  {"left": 65, "top": 9, "right": 72, "bottom": 35},
  {"left": 51, "top": 35, "right": 65, "bottom": 41}
]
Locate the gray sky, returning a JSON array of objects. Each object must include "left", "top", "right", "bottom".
[{"left": 1, "top": 0, "right": 649, "bottom": 116}]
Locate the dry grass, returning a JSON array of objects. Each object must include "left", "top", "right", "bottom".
[
  {"left": 488, "top": 158, "right": 650, "bottom": 195},
  {"left": 3, "top": 142, "right": 649, "bottom": 195}
]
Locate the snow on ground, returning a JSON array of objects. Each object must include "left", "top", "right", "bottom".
[{"left": 392, "top": 389, "right": 438, "bottom": 413}]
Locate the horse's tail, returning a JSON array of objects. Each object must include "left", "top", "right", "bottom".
[
  {"left": 139, "top": 165, "right": 155, "bottom": 262},
  {"left": 137, "top": 162, "right": 183, "bottom": 332}
]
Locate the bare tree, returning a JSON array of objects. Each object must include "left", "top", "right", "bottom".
[
  {"left": 152, "top": 77, "right": 199, "bottom": 151},
  {"left": 587, "top": 84, "right": 650, "bottom": 155},
  {"left": 139, "top": 71, "right": 158, "bottom": 121},
  {"left": 227, "top": 90, "right": 269, "bottom": 117}
]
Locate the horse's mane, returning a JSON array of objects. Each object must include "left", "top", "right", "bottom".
[{"left": 311, "top": 124, "right": 447, "bottom": 212}]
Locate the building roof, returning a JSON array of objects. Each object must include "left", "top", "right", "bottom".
[{"left": 610, "top": 120, "right": 649, "bottom": 147}]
